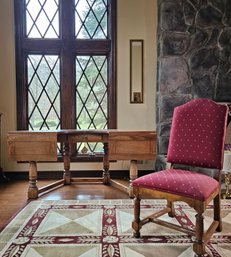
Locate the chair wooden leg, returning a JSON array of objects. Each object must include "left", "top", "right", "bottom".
[
  {"left": 167, "top": 200, "right": 175, "bottom": 217},
  {"left": 193, "top": 213, "right": 205, "bottom": 256},
  {"left": 214, "top": 194, "right": 222, "bottom": 232},
  {"left": 132, "top": 196, "right": 141, "bottom": 238}
]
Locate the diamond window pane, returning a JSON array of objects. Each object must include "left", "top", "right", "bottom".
[
  {"left": 76, "top": 55, "right": 108, "bottom": 152},
  {"left": 26, "top": 0, "right": 59, "bottom": 38},
  {"left": 75, "top": 0, "right": 108, "bottom": 39},
  {"left": 27, "top": 55, "right": 60, "bottom": 131}
]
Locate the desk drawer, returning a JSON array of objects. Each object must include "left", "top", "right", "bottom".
[
  {"left": 8, "top": 133, "right": 57, "bottom": 161},
  {"left": 109, "top": 131, "right": 156, "bottom": 160}
]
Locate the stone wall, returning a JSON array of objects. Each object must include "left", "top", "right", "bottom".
[{"left": 156, "top": 0, "right": 231, "bottom": 170}]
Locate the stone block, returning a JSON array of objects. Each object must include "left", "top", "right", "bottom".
[
  {"left": 183, "top": 1, "right": 196, "bottom": 25},
  {"left": 193, "top": 75, "right": 215, "bottom": 98},
  {"left": 158, "top": 135, "right": 170, "bottom": 155},
  {"left": 159, "top": 122, "right": 171, "bottom": 137},
  {"left": 160, "top": 95, "right": 192, "bottom": 122},
  {"left": 159, "top": 57, "right": 190, "bottom": 93},
  {"left": 196, "top": 4, "right": 223, "bottom": 28},
  {"left": 162, "top": 33, "right": 190, "bottom": 56},
  {"left": 216, "top": 72, "right": 231, "bottom": 101},
  {"left": 191, "top": 48, "right": 219, "bottom": 78},
  {"left": 219, "top": 27, "right": 231, "bottom": 47},
  {"left": 160, "top": 1, "right": 187, "bottom": 32}
]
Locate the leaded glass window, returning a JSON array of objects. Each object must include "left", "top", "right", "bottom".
[
  {"left": 15, "top": 0, "right": 116, "bottom": 159},
  {"left": 26, "top": 0, "right": 59, "bottom": 38},
  {"left": 75, "top": 0, "right": 107, "bottom": 39},
  {"left": 27, "top": 55, "right": 60, "bottom": 130}
]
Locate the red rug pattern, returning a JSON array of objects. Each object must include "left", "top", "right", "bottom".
[{"left": 0, "top": 199, "right": 231, "bottom": 256}]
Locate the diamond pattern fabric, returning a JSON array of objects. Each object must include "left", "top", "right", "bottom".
[
  {"left": 132, "top": 169, "right": 219, "bottom": 201},
  {"left": 167, "top": 98, "right": 228, "bottom": 170}
]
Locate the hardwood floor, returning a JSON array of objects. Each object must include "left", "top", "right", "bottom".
[
  {"left": 2, "top": 178, "right": 229, "bottom": 230},
  {"left": 0, "top": 179, "right": 130, "bottom": 229}
]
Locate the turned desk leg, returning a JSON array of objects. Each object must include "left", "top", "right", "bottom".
[
  {"left": 103, "top": 142, "right": 110, "bottom": 184},
  {"left": 63, "top": 142, "right": 71, "bottom": 184},
  {"left": 129, "top": 160, "right": 138, "bottom": 198},
  {"left": 28, "top": 161, "right": 39, "bottom": 199}
]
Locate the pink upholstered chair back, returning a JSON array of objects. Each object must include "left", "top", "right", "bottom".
[{"left": 167, "top": 99, "right": 228, "bottom": 170}]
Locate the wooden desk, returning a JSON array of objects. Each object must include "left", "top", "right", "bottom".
[{"left": 7, "top": 130, "right": 156, "bottom": 198}]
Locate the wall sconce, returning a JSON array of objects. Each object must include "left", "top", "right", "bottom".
[{"left": 130, "top": 39, "right": 144, "bottom": 103}]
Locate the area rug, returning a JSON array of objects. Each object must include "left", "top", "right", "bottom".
[{"left": 0, "top": 199, "right": 231, "bottom": 257}]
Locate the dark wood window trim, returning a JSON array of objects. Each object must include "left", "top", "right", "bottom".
[{"left": 14, "top": 0, "right": 117, "bottom": 131}]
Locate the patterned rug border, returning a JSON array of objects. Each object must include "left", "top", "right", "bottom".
[{"left": 0, "top": 199, "right": 231, "bottom": 257}]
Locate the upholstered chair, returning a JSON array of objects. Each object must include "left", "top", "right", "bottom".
[{"left": 132, "top": 98, "right": 228, "bottom": 257}]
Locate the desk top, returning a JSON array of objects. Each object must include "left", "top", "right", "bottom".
[
  {"left": 8, "top": 129, "right": 156, "bottom": 134},
  {"left": 7, "top": 130, "right": 157, "bottom": 162}
]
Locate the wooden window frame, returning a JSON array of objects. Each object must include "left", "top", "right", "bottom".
[{"left": 14, "top": 0, "right": 117, "bottom": 134}]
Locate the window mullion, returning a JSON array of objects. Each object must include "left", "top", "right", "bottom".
[
  {"left": 60, "top": 0, "right": 76, "bottom": 129},
  {"left": 73, "top": 39, "right": 111, "bottom": 54},
  {"left": 107, "top": 0, "right": 117, "bottom": 128},
  {"left": 15, "top": 0, "right": 28, "bottom": 130}
]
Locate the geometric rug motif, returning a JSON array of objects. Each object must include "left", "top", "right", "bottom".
[{"left": 0, "top": 199, "right": 231, "bottom": 257}]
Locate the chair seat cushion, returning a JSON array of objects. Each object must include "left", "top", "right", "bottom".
[{"left": 132, "top": 169, "right": 219, "bottom": 201}]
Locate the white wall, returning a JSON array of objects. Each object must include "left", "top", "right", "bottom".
[
  {"left": 117, "top": 0, "right": 157, "bottom": 130},
  {"left": 0, "top": 0, "right": 17, "bottom": 171},
  {"left": 0, "top": 0, "right": 157, "bottom": 172}
]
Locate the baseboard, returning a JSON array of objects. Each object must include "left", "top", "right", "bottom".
[{"left": 4, "top": 170, "right": 152, "bottom": 180}]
